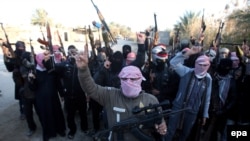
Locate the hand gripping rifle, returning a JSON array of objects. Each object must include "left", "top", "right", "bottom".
[
  {"left": 93, "top": 100, "right": 190, "bottom": 141},
  {"left": 90, "top": 0, "right": 117, "bottom": 45},
  {"left": 0, "top": 23, "right": 15, "bottom": 58}
]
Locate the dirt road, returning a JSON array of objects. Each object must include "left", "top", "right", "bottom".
[{"left": 0, "top": 101, "right": 95, "bottom": 141}]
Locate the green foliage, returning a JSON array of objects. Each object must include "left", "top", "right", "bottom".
[
  {"left": 108, "top": 22, "right": 135, "bottom": 40},
  {"left": 31, "top": 8, "right": 53, "bottom": 27}
]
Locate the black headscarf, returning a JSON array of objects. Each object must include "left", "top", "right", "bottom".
[
  {"left": 122, "top": 44, "right": 131, "bottom": 59},
  {"left": 109, "top": 51, "right": 123, "bottom": 73},
  {"left": 216, "top": 58, "right": 232, "bottom": 76},
  {"left": 15, "top": 41, "right": 26, "bottom": 57}
]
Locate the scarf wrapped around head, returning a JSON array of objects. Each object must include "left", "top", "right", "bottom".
[
  {"left": 194, "top": 55, "right": 210, "bottom": 78},
  {"left": 53, "top": 45, "right": 62, "bottom": 63},
  {"left": 35, "top": 53, "right": 46, "bottom": 71},
  {"left": 118, "top": 66, "right": 145, "bottom": 98}
]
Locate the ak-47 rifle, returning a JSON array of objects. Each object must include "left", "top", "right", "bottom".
[
  {"left": 171, "top": 27, "right": 180, "bottom": 57},
  {"left": 84, "top": 26, "right": 89, "bottom": 54},
  {"left": 90, "top": 0, "right": 117, "bottom": 45},
  {"left": 147, "top": 14, "right": 159, "bottom": 63},
  {"left": 214, "top": 21, "right": 224, "bottom": 66},
  {"left": 46, "top": 22, "right": 55, "bottom": 72},
  {"left": 199, "top": 9, "right": 206, "bottom": 46},
  {"left": 93, "top": 100, "right": 190, "bottom": 141},
  {"left": 29, "top": 38, "right": 36, "bottom": 78},
  {"left": 37, "top": 26, "right": 49, "bottom": 50},
  {"left": 56, "top": 30, "right": 66, "bottom": 57},
  {"left": 0, "top": 23, "right": 15, "bottom": 58},
  {"left": 29, "top": 38, "right": 36, "bottom": 70},
  {"left": 153, "top": 13, "right": 159, "bottom": 46},
  {"left": 88, "top": 25, "right": 97, "bottom": 61}
]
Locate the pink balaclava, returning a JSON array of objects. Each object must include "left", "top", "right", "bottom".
[
  {"left": 118, "top": 66, "right": 145, "bottom": 98},
  {"left": 126, "top": 52, "right": 136, "bottom": 65},
  {"left": 36, "top": 53, "right": 45, "bottom": 69},
  {"left": 53, "top": 45, "right": 62, "bottom": 63},
  {"left": 194, "top": 55, "right": 210, "bottom": 78}
]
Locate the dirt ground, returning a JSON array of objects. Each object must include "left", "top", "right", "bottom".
[{"left": 0, "top": 99, "right": 98, "bottom": 141}]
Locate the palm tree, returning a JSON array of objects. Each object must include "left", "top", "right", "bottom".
[
  {"left": 31, "top": 8, "right": 52, "bottom": 27},
  {"left": 225, "top": 8, "right": 250, "bottom": 42},
  {"left": 173, "top": 11, "right": 200, "bottom": 38}
]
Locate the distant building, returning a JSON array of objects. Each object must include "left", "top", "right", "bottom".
[{"left": 158, "top": 31, "right": 170, "bottom": 46}]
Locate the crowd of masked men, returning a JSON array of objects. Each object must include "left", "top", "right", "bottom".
[{"left": 1, "top": 32, "right": 250, "bottom": 141}]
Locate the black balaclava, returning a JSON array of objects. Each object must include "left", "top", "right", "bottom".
[
  {"left": 122, "top": 45, "right": 131, "bottom": 59},
  {"left": 97, "top": 52, "right": 106, "bottom": 66},
  {"left": 15, "top": 41, "right": 26, "bottom": 57},
  {"left": 155, "top": 58, "right": 166, "bottom": 71},
  {"left": 109, "top": 51, "right": 123, "bottom": 73},
  {"left": 217, "top": 58, "right": 232, "bottom": 76}
]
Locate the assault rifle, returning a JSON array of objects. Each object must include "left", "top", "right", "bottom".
[
  {"left": 147, "top": 13, "right": 159, "bottom": 63},
  {"left": 84, "top": 26, "right": 89, "bottom": 51},
  {"left": 29, "top": 38, "right": 36, "bottom": 71},
  {"left": 214, "top": 21, "right": 224, "bottom": 66},
  {"left": 93, "top": 101, "right": 190, "bottom": 141},
  {"left": 171, "top": 26, "right": 180, "bottom": 57},
  {"left": 88, "top": 25, "right": 97, "bottom": 61},
  {"left": 56, "top": 30, "right": 66, "bottom": 57},
  {"left": 28, "top": 38, "right": 36, "bottom": 83},
  {"left": 199, "top": 9, "right": 206, "bottom": 46},
  {"left": 90, "top": 0, "right": 117, "bottom": 45},
  {"left": 0, "top": 23, "right": 15, "bottom": 58},
  {"left": 46, "top": 22, "right": 55, "bottom": 72},
  {"left": 37, "top": 26, "right": 49, "bottom": 50}
]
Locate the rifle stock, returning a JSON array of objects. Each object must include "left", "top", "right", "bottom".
[
  {"left": 37, "top": 38, "right": 49, "bottom": 48},
  {"left": 0, "top": 23, "right": 15, "bottom": 58}
]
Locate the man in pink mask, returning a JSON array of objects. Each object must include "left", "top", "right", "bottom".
[
  {"left": 75, "top": 45, "right": 167, "bottom": 141},
  {"left": 118, "top": 65, "right": 145, "bottom": 98},
  {"left": 53, "top": 45, "right": 64, "bottom": 63},
  {"left": 165, "top": 47, "right": 212, "bottom": 141}
]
